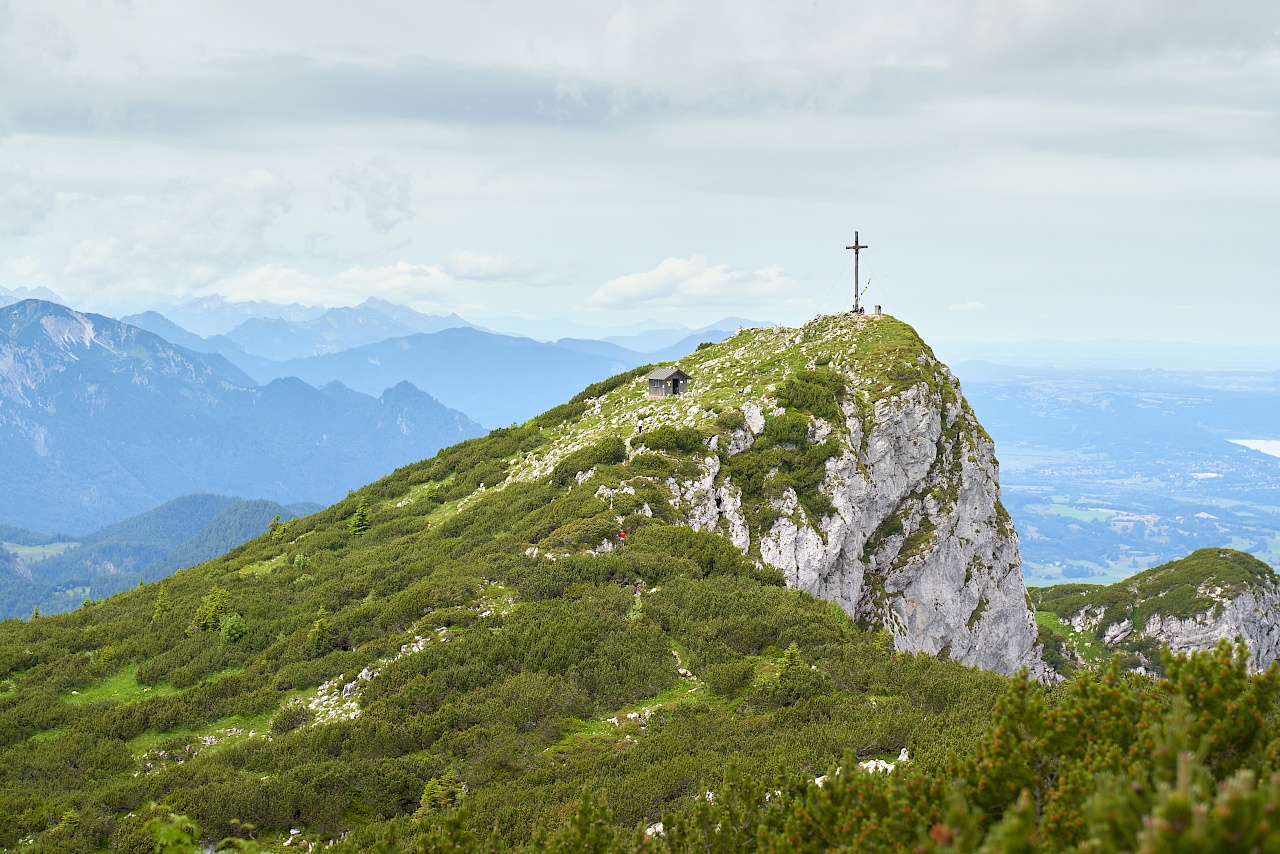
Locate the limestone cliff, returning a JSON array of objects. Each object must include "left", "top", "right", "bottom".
[
  {"left": 506, "top": 313, "right": 1050, "bottom": 678},
  {"left": 1033, "top": 548, "right": 1280, "bottom": 674}
]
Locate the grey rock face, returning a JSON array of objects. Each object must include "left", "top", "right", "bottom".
[
  {"left": 685, "top": 367, "right": 1049, "bottom": 678},
  {"left": 1126, "top": 585, "right": 1280, "bottom": 672}
]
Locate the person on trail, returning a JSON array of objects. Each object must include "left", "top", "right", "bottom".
[{"left": 618, "top": 528, "right": 626, "bottom": 541}]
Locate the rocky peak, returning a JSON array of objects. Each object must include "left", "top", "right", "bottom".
[
  {"left": 0, "top": 299, "right": 255, "bottom": 409},
  {"left": 1034, "top": 548, "right": 1280, "bottom": 674},
  {"left": 500, "top": 312, "right": 1050, "bottom": 677}
]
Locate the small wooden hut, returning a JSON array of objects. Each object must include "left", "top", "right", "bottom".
[{"left": 646, "top": 367, "right": 690, "bottom": 398}]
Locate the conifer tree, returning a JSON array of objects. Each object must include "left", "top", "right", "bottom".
[
  {"left": 152, "top": 587, "right": 171, "bottom": 623},
  {"left": 349, "top": 498, "right": 371, "bottom": 536}
]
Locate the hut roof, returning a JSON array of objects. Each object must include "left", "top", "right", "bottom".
[{"left": 646, "top": 367, "right": 687, "bottom": 381}]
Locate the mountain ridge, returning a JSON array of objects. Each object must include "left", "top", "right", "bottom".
[
  {"left": 5, "top": 311, "right": 1279, "bottom": 851},
  {"left": 0, "top": 300, "right": 483, "bottom": 532}
]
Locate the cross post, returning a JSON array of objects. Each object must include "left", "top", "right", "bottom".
[{"left": 845, "top": 231, "right": 868, "bottom": 312}]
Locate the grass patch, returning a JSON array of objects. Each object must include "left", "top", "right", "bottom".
[
  {"left": 128, "top": 705, "right": 286, "bottom": 757},
  {"left": 2, "top": 541, "right": 79, "bottom": 563},
  {"left": 65, "top": 665, "right": 179, "bottom": 705},
  {"left": 238, "top": 555, "right": 285, "bottom": 578},
  {"left": 1045, "top": 505, "right": 1117, "bottom": 523},
  {"left": 1034, "top": 611, "right": 1109, "bottom": 669},
  {"left": 29, "top": 726, "right": 67, "bottom": 743}
]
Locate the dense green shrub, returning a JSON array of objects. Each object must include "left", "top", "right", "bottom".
[
  {"left": 552, "top": 437, "right": 628, "bottom": 486},
  {"left": 704, "top": 659, "right": 755, "bottom": 696},
  {"left": 219, "top": 614, "right": 247, "bottom": 643},
  {"left": 715, "top": 409, "right": 746, "bottom": 432},
  {"left": 775, "top": 368, "right": 847, "bottom": 421},
  {"left": 639, "top": 425, "right": 706, "bottom": 455},
  {"left": 626, "top": 525, "right": 777, "bottom": 584},
  {"left": 270, "top": 705, "right": 312, "bottom": 735},
  {"left": 542, "top": 514, "right": 618, "bottom": 549},
  {"left": 628, "top": 453, "right": 674, "bottom": 478}
]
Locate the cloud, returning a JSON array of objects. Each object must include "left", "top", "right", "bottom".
[
  {"left": 0, "top": 162, "right": 54, "bottom": 235},
  {"left": 60, "top": 168, "right": 292, "bottom": 297},
  {"left": 447, "top": 251, "right": 538, "bottom": 281},
  {"left": 949, "top": 301, "right": 986, "bottom": 312},
  {"left": 218, "top": 261, "right": 481, "bottom": 314},
  {"left": 5, "top": 1, "right": 1275, "bottom": 140},
  {"left": 590, "top": 256, "right": 797, "bottom": 309},
  {"left": 331, "top": 157, "right": 414, "bottom": 232}
]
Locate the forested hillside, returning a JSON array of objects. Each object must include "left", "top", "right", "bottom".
[
  {"left": 0, "top": 496, "right": 321, "bottom": 620},
  {"left": 3, "top": 316, "right": 1279, "bottom": 852}
]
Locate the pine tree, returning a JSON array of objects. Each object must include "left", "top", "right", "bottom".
[
  {"left": 307, "top": 607, "right": 331, "bottom": 655},
  {"left": 349, "top": 498, "right": 371, "bottom": 536},
  {"left": 188, "top": 587, "right": 229, "bottom": 635},
  {"left": 269, "top": 514, "right": 288, "bottom": 543},
  {"left": 152, "top": 588, "right": 171, "bottom": 623}
]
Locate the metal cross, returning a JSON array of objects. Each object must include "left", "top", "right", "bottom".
[{"left": 845, "top": 231, "right": 868, "bottom": 312}]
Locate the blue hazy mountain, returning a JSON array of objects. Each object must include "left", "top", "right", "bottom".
[
  {"left": 0, "top": 285, "right": 67, "bottom": 308},
  {"left": 119, "top": 303, "right": 767, "bottom": 427},
  {"left": 124, "top": 298, "right": 475, "bottom": 363},
  {"left": 0, "top": 300, "right": 483, "bottom": 533},
  {"left": 553, "top": 328, "right": 740, "bottom": 366},
  {"left": 0, "top": 493, "right": 321, "bottom": 618},
  {"left": 220, "top": 298, "right": 475, "bottom": 361},
  {"left": 239, "top": 327, "right": 638, "bottom": 428},
  {"left": 601, "top": 317, "right": 771, "bottom": 352},
  {"left": 154, "top": 294, "right": 327, "bottom": 337},
  {"left": 120, "top": 308, "right": 642, "bottom": 427}
]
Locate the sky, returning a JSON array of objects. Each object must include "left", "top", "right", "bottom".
[{"left": 0, "top": 1, "right": 1277, "bottom": 346}]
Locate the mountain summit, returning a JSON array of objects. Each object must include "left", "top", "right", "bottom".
[
  {"left": 493, "top": 312, "right": 1048, "bottom": 676},
  {"left": 0, "top": 311, "right": 1063, "bottom": 849}
]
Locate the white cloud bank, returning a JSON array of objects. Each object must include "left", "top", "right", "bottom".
[
  {"left": 0, "top": 1, "right": 1277, "bottom": 343},
  {"left": 590, "top": 256, "right": 797, "bottom": 310}
]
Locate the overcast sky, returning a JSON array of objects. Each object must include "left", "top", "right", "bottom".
[{"left": 0, "top": 1, "right": 1277, "bottom": 345}]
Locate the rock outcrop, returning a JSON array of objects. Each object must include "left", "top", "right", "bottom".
[
  {"left": 1034, "top": 548, "right": 1280, "bottom": 674},
  {"left": 1140, "top": 586, "right": 1280, "bottom": 671},
  {"left": 507, "top": 312, "right": 1050, "bottom": 678}
]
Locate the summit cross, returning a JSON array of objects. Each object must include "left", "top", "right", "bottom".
[{"left": 845, "top": 231, "right": 868, "bottom": 312}]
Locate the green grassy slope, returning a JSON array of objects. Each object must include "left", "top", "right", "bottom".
[
  {"left": 6, "top": 314, "right": 1280, "bottom": 853},
  {"left": 0, "top": 315, "right": 1015, "bottom": 851}
]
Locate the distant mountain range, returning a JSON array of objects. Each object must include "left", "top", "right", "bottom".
[
  {"left": 0, "top": 493, "right": 319, "bottom": 619},
  {"left": 150, "top": 294, "right": 328, "bottom": 337},
  {"left": 126, "top": 297, "right": 475, "bottom": 362},
  {"left": 600, "top": 317, "right": 767, "bottom": 352},
  {"left": 0, "top": 300, "right": 482, "bottom": 533},
  {"left": 0, "top": 285, "right": 67, "bottom": 308},
  {"left": 124, "top": 304, "right": 760, "bottom": 428}
]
